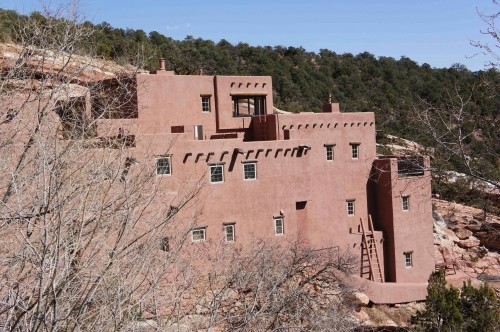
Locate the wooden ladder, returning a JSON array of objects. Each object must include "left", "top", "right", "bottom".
[{"left": 359, "top": 216, "right": 384, "bottom": 283}]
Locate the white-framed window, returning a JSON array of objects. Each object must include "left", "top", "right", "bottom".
[
  {"left": 326, "top": 145, "right": 334, "bottom": 161},
  {"left": 192, "top": 228, "right": 206, "bottom": 242},
  {"left": 404, "top": 252, "right": 413, "bottom": 268},
  {"left": 350, "top": 143, "right": 360, "bottom": 159},
  {"left": 274, "top": 217, "right": 284, "bottom": 235},
  {"left": 160, "top": 237, "right": 170, "bottom": 252},
  {"left": 347, "top": 200, "right": 355, "bottom": 216},
  {"left": 156, "top": 156, "right": 171, "bottom": 175},
  {"left": 224, "top": 224, "right": 235, "bottom": 242},
  {"left": 210, "top": 165, "right": 224, "bottom": 183},
  {"left": 201, "top": 96, "right": 210, "bottom": 113},
  {"left": 243, "top": 162, "right": 256, "bottom": 180},
  {"left": 402, "top": 196, "right": 410, "bottom": 211}
]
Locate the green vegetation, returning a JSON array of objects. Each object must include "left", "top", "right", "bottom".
[
  {"left": 1, "top": 8, "right": 499, "bottom": 208},
  {"left": 411, "top": 270, "right": 499, "bottom": 331}
]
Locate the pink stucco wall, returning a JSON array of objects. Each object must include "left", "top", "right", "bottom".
[{"left": 94, "top": 71, "right": 434, "bottom": 303}]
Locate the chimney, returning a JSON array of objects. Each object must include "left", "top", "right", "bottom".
[
  {"left": 323, "top": 92, "right": 340, "bottom": 113},
  {"left": 159, "top": 58, "right": 166, "bottom": 71}
]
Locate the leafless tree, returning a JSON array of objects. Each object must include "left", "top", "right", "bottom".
[
  {"left": 415, "top": 85, "right": 499, "bottom": 192},
  {"left": 0, "top": 2, "right": 205, "bottom": 331},
  {"left": 0, "top": 2, "right": 362, "bottom": 331},
  {"left": 470, "top": 0, "right": 500, "bottom": 69}
]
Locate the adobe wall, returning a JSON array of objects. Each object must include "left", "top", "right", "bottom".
[{"left": 371, "top": 158, "right": 434, "bottom": 283}]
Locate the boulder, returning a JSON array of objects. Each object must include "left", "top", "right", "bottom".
[
  {"left": 456, "top": 237, "right": 481, "bottom": 249},
  {"left": 455, "top": 229, "right": 472, "bottom": 240}
]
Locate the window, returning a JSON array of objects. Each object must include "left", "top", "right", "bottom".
[
  {"left": 274, "top": 217, "right": 284, "bottom": 235},
  {"left": 201, "top": 96, "right": 210, "bottom": 113},
  {"left": 160, "top": 237, "right": 170, "bottom": 251},
  {"left": 210, "top": 165, "right": 224, "bottom": 183},
  {"left": 351, "top": 143, "right": 360, "bottom": 159},
  {"left": 232, "top": 95, "right": 265, "bottom": 117},
  {"left": 224, "top": 224, "right": 235, "bottom": 242},
  {"left": 398, "top": 157, "right": 425, "bottom": 177},
  {"left": 192, "top": 228, "right": 206, "bottom": 242},
  {"left": 404, "top": 252, "right": 413, "bottom": 268},
  {"left": 326, "top": 145, "right": 334, "bottom": 161},
  {"left": 156, "top": 156, "right": 171, "bottom": 175},
  {"left": 347, "top": 200, "right": 355, "bottom": 216},
  {"left": 243, "top": 162, "right": 256, "bottom": 180},
  {"left": 402, "top": 196, "right": 410, "bottom": 211}
]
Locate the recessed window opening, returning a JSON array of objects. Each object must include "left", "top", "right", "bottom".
[
  {"left": 350, "top": 143, "right": 360, "bottom": 159},
  {"left": 210, "top": 164, "right": 224, "bottom": 183},
  {"left": 274, "top": 217, "right": 284, "bottom": 235},
  {"left": 325, "top": 145, "right": 334, "bottom": 161},
  {"left": 192, "top": 228, "right": 206, "bottom": 242},
  {"left": 404, "top": 252, "right": 413, "bottom": 268},
  {"left": 243, "top": 162, "right": 256, "bottom": 180},
  {"left": 347, "top": 200, "right": 355, "bottom": 216},
  {"left": 201, "top": 96, "right": 211, "bottom": 113},
  {"left": 232, "top": 95, "right": 265, "bottom": 117},
  {"left": 402, "top": 196, "right": 410, "bottom": 211},
  {"left": 224, "top": 224, "right": 235, "bottom": 242},
  {"left": 156, "top": 156, "right": 171, "bottom": 175}
]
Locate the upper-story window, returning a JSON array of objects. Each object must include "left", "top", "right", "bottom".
[
  {"left": 233, "top": 96, "right": 265, "bottom": 117},
  {"left": 224, "top": 223, "right": 235, "bottom": 242},
  {"left": 274, "top": 217, "right": 284, "bottom": 235},
  {"left": 325, "top": 144, "right": 334, "bottom": 161},
  {"left": 201, "top": 96, "right": 210, "bottom": 113},
  {"left": 243, "top": 162, "right": 257, "bottom": 180},
  {"left": 402, "top": 196, "right": 410, "bottom": 211},
  {"left": 350, "top": 143, "right": 360, "bottom": 159},
  {"left": 404, "top": 251, "right": 413, "bottom": 268},
  {"left": 156, "top": 156, "right": 171, "bottom": 176},
  {"left": 347, "top": 200, "right": 355, "bottom": 216},
  {"left": 210, "top": 164, "right": 224, "bottom": 183}
]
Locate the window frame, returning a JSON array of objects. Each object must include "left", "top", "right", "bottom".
[
  {"left": 274, "top": 217, "right": 284, "bottom": 235},
  {"left": 232, "top": 95, "right": 266, "bottom": 117},
  {"left": 404, "top": 252, "right": 413, "bottom": 268},
  {"left": 243, "top": 162, "right": 257, "bottom": 180},
  {"left": 224, "top": 223, "right": 235, "bottom": 242},
  {"left": 402, "top": 196, "right": 410, "bottom": 211},
  {"left": 156, "top": 155, "right": 172, "bottom": 176},
  {"left": 347, "top": 200, "right": 355, "bottom": 216},
  {"left": 325, "top": 144, "right": 334, "bottom": 161},
  {"left": 209, "top": 164, "right": 224, "bottom": 183},
  {"left": 350, "top": 143, "right": 360, "bottom": 160},
  {"left": 201, "top": 96, "right": 211, "bottom": 113},
  {"left": 191, "top": 227, "right": 206, "bottom": 242}
]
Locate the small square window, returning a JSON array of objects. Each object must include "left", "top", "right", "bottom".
[
  {"left": 402, "top": 196, "right": 410, "bottom": 211},
  {"left": 224, "top": 224, "right": 235, "bottom": 242},
  {"left": 243, "top": 162, "right": 256, "bottom": 180},
  {"left": 347, "top": 200, "right": 355, "bottom": 216},
  {"left": 192, "top": 228, "right": 206, "bottom": 242},
  {"left": 274, "top": 217, "right": 284, "bottom": 235},
  {"left": 326, "top": 145, "right": 334, "bottom": 161},
  {"left": 201, "top": 96, "right": 210, "bottom": 113},
  {"left": 351, "top": 144, "right": 360, "bottom": 159},
  {"left": 156, "top": 156, "right": 171, "bottom": 175},
  {"left": 404, "top": 252, "right": 413, "bottom": 268},
  {"left": 210, "top": 165, "right": 224, "bottom": 183}
]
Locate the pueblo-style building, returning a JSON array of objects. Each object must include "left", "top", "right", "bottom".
[{"left": 93, "top": 60, "right": 435, "bottom": 303}]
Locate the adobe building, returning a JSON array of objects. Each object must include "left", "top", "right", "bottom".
[{"left": 85, "top": 60, "right": 434, "bottom": 304}]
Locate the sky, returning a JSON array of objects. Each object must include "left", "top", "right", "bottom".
[{"left": 2, "top": 0, "right": 498, "bottom": 71}]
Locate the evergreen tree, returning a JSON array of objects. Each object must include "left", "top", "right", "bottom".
[{"left": 412, "top": 270, "right": 463, "bottom": 331}]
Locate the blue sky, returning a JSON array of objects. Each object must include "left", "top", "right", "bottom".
[{"left": 2, "top": 0, "right": 498, "bottom": 70}]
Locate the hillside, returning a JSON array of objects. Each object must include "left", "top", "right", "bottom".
[{"left": 1, "top": 8, "right": 498, "bottom": 211}]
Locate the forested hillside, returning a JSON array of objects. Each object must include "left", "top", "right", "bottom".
[{"left": 1, "top": 9, "right": 499, "bottom": 209}]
